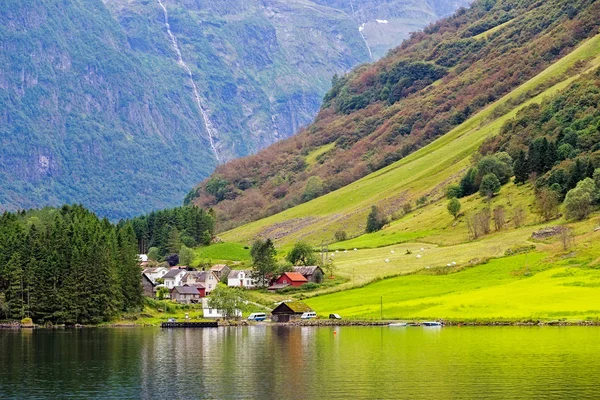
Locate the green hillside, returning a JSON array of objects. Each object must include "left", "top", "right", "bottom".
[
  {"left": 190, "top": 0, "right": 600, "bottom": 231},
  {"left": 220, "top": 32, "right": 600, "bottom": 247},
  {"left": 211, "top": 9, "right": 600, "bottom": 322}
]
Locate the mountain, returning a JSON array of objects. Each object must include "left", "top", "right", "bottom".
[
  {"left": 0, "top": 0, "right": 467, "bottom": 220},
  {"left": 188, "top": 0, "right": 600, "bottom": 232}
]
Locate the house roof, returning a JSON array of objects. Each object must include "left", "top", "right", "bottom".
[
  {"left": 293, "top": 266, "right": 322, "bottom": 276},
  {"left": 141, "top": 273, "right": 155, "bottom": 286},
  {"left": 171, "top": 286, "right": 200, "bottom": 295},
  {"left": 281, "top": 272, "right": 308, "bottom": 282},
  {"left": 211, "top": 264, "right": 230, "bottom": 271},
  {"left": 163, "top": 269, "right": 185, "bottom": 279},
  {"left": 229, "top": 270, "right": 250, "bottom": 279},
  {"left": 189, "top": 283, "right": 206, "bottom": 290},
  {"left": 271, "top": 301, "right": 313, "bottom": 314}
]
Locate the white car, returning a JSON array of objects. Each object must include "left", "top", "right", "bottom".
[
  {"left": 247, "top": 312, "right": 267, "bottom": 321},
  {"left": 300, "top": 312, "right": 317, "bottom": 319}
]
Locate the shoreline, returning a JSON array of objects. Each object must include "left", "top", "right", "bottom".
[{"left": 3, "top": 319, "right": 600, "bottom": 329}]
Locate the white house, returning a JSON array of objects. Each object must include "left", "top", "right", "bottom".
[
  {"left": 162, "top": 268, "right": 188, "bottom": 289},
  {"left": 227, "top": 270, "right": 259, "bottom": 289},
  {"left": 142, "top": 266, "right": 170, "bottom": 283},
  {"left": 181, "top": 270, "right": 219, "bottom": 295},
  {"left": 201, "top": 298, "right": 242, "bottom": 318}
]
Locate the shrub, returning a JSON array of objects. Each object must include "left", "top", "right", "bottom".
[
  {"left": 479, "top": 173, "right": 501, "bottom": 198},
  {"left": 564, "top": 178, "right": 597, "bottom": 220},
  {"left": 447, "top": 198, "right": 461, "bottom": 218},
  {"left": 446, "top": 184, "right": 462, "bottom": 199},
  {"left": 534, "top": 188, "right": 560, "bottom": 222},
  {"left": 366, "top": 205, "right": 385, "bottom": 233},
  {"left": 334, "top": 230, "right": 348, "bottom": 242},
  {"left": 178, "top": 245, "right": 195, "bottom": 266}
]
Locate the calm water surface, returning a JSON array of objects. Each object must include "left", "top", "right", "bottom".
[{"left": 1, "top": 326, "right": 599, "bottom": 399}]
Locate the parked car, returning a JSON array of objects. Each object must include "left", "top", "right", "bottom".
[
  {"left": 167, "top": 318, "right": 176, "bottom": 322},
  {"left": 329, "top": 314, "right": 342, "bottom": 320},
  {"left": 301, "top": 312, "right": 317, "bottom": 319},
  {"left": 247, "top": 312, "right": 267, "bottom": 321}
]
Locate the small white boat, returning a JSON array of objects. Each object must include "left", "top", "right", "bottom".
[
  {"left": 423, "top": 321, "right": 443, "bottom": 327},
  {"left": 388, "top": 322, "right": 408, "bottom": 327}
]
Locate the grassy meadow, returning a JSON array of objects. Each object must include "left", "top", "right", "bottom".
[
  {"left": 306, "top": 236, "right": 600, "bottom": 322},
  {"left": 193, "top": 242, "right": 251, "bottom": 264}
]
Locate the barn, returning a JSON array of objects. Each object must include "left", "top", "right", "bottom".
[{"left": 271, "top": 301, "right": 313, "bottom": 323}]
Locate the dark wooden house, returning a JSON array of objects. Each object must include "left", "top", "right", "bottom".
[
  {"left": 271, "top": 301, "right": 313, "bottom": 323},
  {"left": 141, "top": 273, "right": 156, "bottom": 298},
  {"left": 293, "top": 266, "right": 325, "bottom": 283}
]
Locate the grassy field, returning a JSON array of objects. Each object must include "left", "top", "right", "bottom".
[
  {"left": 305, "top": 237, "right": 600, "bottom": 321},
  {"left": 193, "top": 242, "right": 251, "bottom": 263},
  {"left": 220, "top": 33, "right": 600, "bottom": 248}
]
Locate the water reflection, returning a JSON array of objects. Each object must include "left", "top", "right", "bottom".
[{"left": 1, "top": 326, "right": 599, "bottom": 399}]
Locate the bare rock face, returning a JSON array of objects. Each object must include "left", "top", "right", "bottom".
[{"left": 0, "top": 0, "right": 469, "bottom": 219}]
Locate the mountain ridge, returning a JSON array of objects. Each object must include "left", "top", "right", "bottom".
[{"left": 0, "top": 0, "right": 465, "bottom": 219}]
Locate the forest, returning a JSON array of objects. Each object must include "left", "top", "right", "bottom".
[
  {"left": 0, "top": 205, "right": 142, "bottom": 324},
  {"left": 129, "top": 206, "right": 215, "bottom": 257}
]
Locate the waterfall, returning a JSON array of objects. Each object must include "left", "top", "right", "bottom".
[
  {"left": 157, "top": 0, "right": 221, "bottom": 163},
  {"left": 349, "top": 0, "right": 373, "bottom": 60}
]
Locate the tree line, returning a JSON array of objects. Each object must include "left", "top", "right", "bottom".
[
  {"left": 129, "top": 206, "right": 215, "bottom": 257},
  {"left": 0, "top": 205, "right": 142, "bottom": 324}
]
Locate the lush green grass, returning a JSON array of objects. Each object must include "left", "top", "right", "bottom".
[
  {"left": 306, "top": 247, "right": 600, "bottom": 321},
  {"left": 305, "top": 142, "right": 336, "bottom": 166},
  {"left": 194, "top": 242, "right": 251, "bottom": 263},
  {"left": 331, "top": 181, "right": 536, "bottom": 249},
  {"left": 473, "top": 18, "right": 515, "bottom": 40},
  {"left": 221, "top": 33, "right": 600, "bottom": 247}
]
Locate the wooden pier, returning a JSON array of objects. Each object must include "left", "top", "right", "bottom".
[{"left": 161, "top": 321, "right": 218, "bottom": 328}]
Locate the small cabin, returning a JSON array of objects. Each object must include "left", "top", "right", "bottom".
[{"left": 271, "top": 301, "right": 313, "bottom": 323}]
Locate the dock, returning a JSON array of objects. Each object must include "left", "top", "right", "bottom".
[{"left": 160, "top": 321, "right": 218, "bottom": 328}]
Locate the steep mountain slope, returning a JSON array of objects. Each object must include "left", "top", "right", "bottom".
[
  {"left": 0, "top": 0, "right": 219, "bottom": 220},
  {"left": 0, "top": 0, "right": 464, "bottom": 219},
  {"left": 216, "top": 26, "right": 600, "bottom": 246},
  {"left": 189, "top": 0, "right": 600, "bottom": 231}
]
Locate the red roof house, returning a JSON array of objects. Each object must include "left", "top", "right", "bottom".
[{"left": 269, "top": 272, "right": 308, "bottom": 290}]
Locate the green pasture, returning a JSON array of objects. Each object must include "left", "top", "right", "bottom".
[
  {"left": 194, "top": 242, "right": 251, "bottom": 263},
  {"left": 306, "top": 245, "right": 600, "bottom": 321}
]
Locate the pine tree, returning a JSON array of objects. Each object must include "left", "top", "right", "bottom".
[
  {"left": 118, "top": 224, "right": 143, "bottom": 311},
  {"left": 544, "top": 141, "right": 558, "bottom": 171},
  {"left": 513, "top": 149, "right": 529, "bottom": 184},
  {"left": 6, "top": 252, "right": 25, "bottom": 320}
]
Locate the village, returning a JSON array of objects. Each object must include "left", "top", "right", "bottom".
[{"left": 140, "top": 255, "right": 324, "bottom": 322}]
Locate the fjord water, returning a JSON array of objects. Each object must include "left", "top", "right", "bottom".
[{"left": 1, "top": 327, "right": 598, "bottom": 399}]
